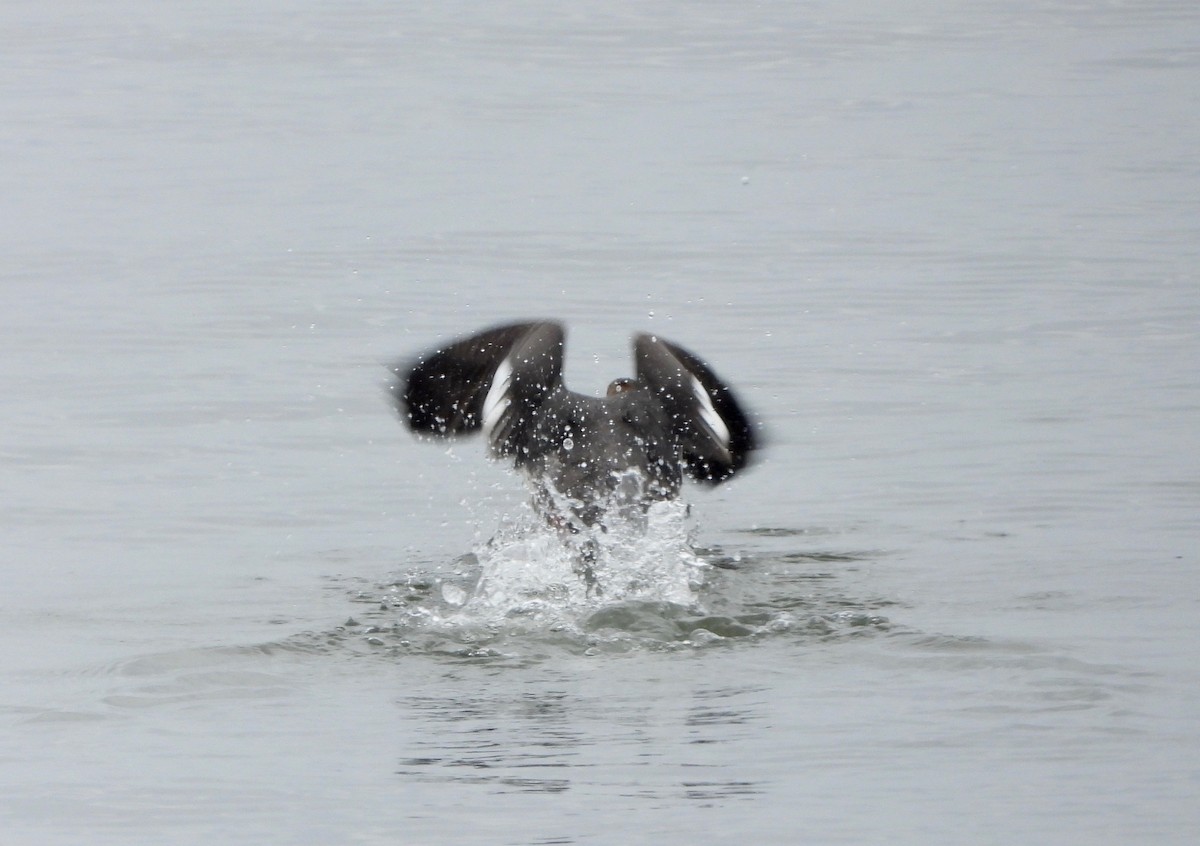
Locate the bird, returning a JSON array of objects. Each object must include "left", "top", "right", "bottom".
[{"left": 392, "top": 320, "right": 758, "bottom": 535}]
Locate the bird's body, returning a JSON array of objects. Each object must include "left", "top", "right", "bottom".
[
  {"left": 394, "top": 320, "right": 758, "bottom": 534},
  {"left": 517, "top": 385, "right": 681, "bottom": 528}
]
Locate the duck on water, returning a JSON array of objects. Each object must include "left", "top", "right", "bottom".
[{"left": 392, "top": 320, "right": 760, "bottom": 585}]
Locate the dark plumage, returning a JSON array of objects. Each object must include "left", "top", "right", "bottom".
[{"left": 392, "top": 320, "right": 758, "bottom": 530}]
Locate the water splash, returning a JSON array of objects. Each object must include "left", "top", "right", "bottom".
[
  {"left": 308, "top": 508, "right": 894, "bottom": 660},
  {"left": 469, "top": 497, "right": 704, "bottom": 618}
]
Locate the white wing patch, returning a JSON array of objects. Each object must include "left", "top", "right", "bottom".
[
  {"left": 481, "top": 357, "right": 513, "bottom": 443},
  {"left": 691, "top": 375, "right": 731, "bottom": 448}
]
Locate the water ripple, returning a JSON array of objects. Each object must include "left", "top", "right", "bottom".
[{"left": 276, "top": 510, "right": 895, "bottom": 664}]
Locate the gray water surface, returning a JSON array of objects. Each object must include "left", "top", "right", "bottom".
[{"left": 3, "top": 2, "right": 1198, "bottom": 844}]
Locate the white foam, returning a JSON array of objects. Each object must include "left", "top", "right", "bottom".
[{"left": 467, "top": 494, "right": 706, "bottom": 620}]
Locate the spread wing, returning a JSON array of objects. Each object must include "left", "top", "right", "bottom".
[
  {"left": 394, "top": 321, "right": 564, "bottom": 457},
  {"left": 634, "top": 333, "right": 757, "bottom": 484}
]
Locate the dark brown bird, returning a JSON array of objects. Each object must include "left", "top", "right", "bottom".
[{"left": 393, "top": 320, "right": 758, "bottom": 531}]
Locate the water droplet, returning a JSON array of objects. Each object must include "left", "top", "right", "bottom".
[
  {"left": 563, "top": 437, "right": 574, "bottom": 451},
  {"left": 441, "top": 583, "right": 467, "bottom": 606}
]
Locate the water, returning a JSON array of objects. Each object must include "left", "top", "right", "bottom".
[{"left": 3, "top": 1, "right": 1199, "bottom": 843}]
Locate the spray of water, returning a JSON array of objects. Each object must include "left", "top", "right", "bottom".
[
  {"left": 322, "top": 478, "right": 889, "bottom": 658},
  {"left": 467, "top": 494, "right": 705, "bottom": 619}
]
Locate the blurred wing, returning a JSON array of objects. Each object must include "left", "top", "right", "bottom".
[
  {"left": 634, "top": 333, "right": 758, "bottom": 483},
  {"left": 395, "top": 321, "right": 564, "bottom": 457}
]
